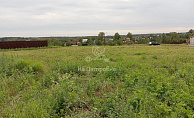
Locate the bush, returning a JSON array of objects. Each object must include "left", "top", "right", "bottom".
[{"left": 15, "top": 59, "right": 44, "bottom": 74}]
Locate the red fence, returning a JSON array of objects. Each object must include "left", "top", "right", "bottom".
[{"left": 0, "top": 40, "right": 48, "bottom": 49}]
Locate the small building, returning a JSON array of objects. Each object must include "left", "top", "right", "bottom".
[
  {"left": 126, "top": 38, "right": 130, "bottom": 42},
  {"left": 82, "top": 39, "right": 88, "bottom": 43},
  {"left": 190, "top": 36, "right": 194, "bottom": 46},
  {"left": 71, "top": 39, "right": 80, "bottom": 45}
]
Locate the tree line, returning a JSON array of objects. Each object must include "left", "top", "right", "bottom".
[
  {"left": 0, "top": 29, "right": 193, "bottom": 46},
  {"left": 138, "top": 29, "right": 194, "bottom": 44}
]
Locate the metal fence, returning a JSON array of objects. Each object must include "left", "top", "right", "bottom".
[{"left": 0, "top": 40, "right": 48, "bottom": 49}]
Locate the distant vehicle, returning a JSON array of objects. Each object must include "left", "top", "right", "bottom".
[{"left": 149, "top": 42, "right": 160, "bottom": 45}]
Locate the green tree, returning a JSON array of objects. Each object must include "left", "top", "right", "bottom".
[
  {"left": 87, "top": 38, "right": 93, "bottom": 45},
  {"left": 46, "top": 38, "right": 52, "bottom": 46},
  {"left": 66, "top": 40, "right": 72, "bottom": 46},
  {"left": 113, "top": 32, "right": 121, "bottom": 41},
  {"left": 53, "top": 38, "right": 63, "bottom": 46},
  {"left": 161, "top": 33, "right": 168, "bottom": 43},
  {"left": 98, "top": 32, "right": 105, "bottom": 45},
  {"left": 148, "top": 34, "right": 157, "bottom": 42},
  {"left": 138, "top": 36, "right": 144, "bottom": 44},
  {"left": 95, "top": 39, "right": 102, "bottom": 45},
  {"left": 156, "top": 35, "right": 161, "bottom": 43},
  {"left": 117, "top": 39, "right": 123, "bottom": 45},
  {"left": 186, "top": 29, "right": 194, "bottom": 39},
  {"left": 188, "top": 29, "right": 194, "bottom": 34},
  {"left": 137, "top": 36, "right": 149, "bottom": 44},
  {"left": 145, "top": 36, "right": 149, "bottom": 44},
  {"left": 170, "top": 32, "right": 180, "bottom": 42},
  {"left": 127, "top": 32, "right": 133, "bottom": 40},
  {"left": 113, "top": 32, "right": 123, "bottom": 45},
  {"left": 107, "top": 40, "right": 115, "bottom": 46}
]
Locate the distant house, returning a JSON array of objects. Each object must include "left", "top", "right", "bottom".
[
  {"left": 82, "top": 39, "right": 88, "bottom": 43},
  {"left": 122, "top": 39, "right": 126, "bottom": 43},
  {"left": 190, "top": 36, "right": 194, "bottom": 46},
  {"left": 71, "top": 39, "right": 80, "bottom": 45},
  {"left": 126, "top": 38, "right": 130, "bottom": 42}
]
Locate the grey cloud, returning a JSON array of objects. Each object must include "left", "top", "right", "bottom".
[{"left": 0, "top": 0, "right": 193, "bottom": 36}]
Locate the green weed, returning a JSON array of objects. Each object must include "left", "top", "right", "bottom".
[{"left": 0, "top": 45, "right": 194, "bottom": 117}]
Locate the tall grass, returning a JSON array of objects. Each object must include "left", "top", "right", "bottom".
[{"left": 0, "top": 45, "right": 194, "bottom": 117}]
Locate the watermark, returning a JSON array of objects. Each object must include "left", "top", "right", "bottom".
[
  {"left": 85, "top": 46, "right": 110, "bottom": 63},
  {"left": 78, "top": 46, "right": 116, "bottom": 72},
  {"left": 78, "top": 66, "right": 116, "bottom": 72}
]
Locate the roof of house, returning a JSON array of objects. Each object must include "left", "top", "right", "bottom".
[{"left": 72, "top": 39, "right": 79, "bottom": 42}]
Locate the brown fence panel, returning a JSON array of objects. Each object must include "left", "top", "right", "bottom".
[{"left": 0, "top": 40, "right": 48, "bottom": 49}]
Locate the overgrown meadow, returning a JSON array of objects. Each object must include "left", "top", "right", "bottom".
[{"left": 0, "top": 45, "right": 194, "bottom": 117}]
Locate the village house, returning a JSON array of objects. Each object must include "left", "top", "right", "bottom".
[
  {"left": 126, "top": 38, "right": 130, "bottom": 42},
  {"left": 82, "top": 39, "right": 88, "bottom": 43},
  {"left": 190, "top": 36, "right": 194, "bottom": 46},
  {"left": 71, "top": 39, "right": 80, "bottom": 45}
]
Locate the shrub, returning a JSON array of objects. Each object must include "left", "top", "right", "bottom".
[{"left": 15, "top": 59, "right": 44, "bottom": 74}]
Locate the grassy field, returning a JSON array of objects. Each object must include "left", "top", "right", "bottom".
[{"left": 0, "top": 45, "right": 194, "bottom": 117}]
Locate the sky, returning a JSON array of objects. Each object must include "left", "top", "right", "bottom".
[{"left": 0, "top": 0, "right": 193, "bottom": 37}]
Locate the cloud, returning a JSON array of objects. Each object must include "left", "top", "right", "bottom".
[{"left": 0, "top": 0, "right": 193, "bottom": 36}]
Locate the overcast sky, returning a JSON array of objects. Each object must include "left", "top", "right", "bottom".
[{"left": 0, "top": 0, "right": 193, "bottom": 37}]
